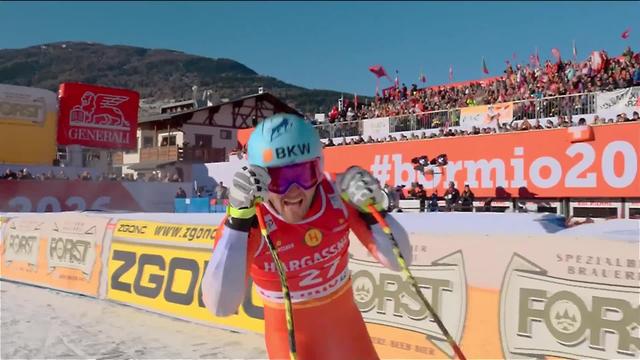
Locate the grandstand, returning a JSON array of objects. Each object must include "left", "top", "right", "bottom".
[
  {"left": 313, "top": 47, "right": 639, "bottom": 144},
  {"left": 1, "top": 47, "right": 639, "bottom": 218}
]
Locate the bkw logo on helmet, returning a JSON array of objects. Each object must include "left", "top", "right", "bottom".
[{"left": 249, "top": 114, "right": 322, "bottom": 168}]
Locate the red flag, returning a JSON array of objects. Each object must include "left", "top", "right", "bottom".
[
  {"left": 621, "top": 28, "right": 631, "bottom": 39},
  {"left": 482, "top": 57, "right": 489, "bottom": 74},
  {"left": 449, "top": 64, "right": 453, "bottom": 81},
  {"left": 368, "top": 65, "right": 387, "bottom": 78},
  {"left": 551, "top": 48, "right": 561, "bottom": 62},
  {"left": 591, "top": 51, "right": 605, "bottom": 73}
]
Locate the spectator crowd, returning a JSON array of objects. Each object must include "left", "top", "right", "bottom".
[
  {"left": 386, "top": 181, "right": 477, "bottom": 213},
  {"left": 318, "top": 47, "right": 639, "bottom": 124},
  {"left": 314, "top": 47, "right": 640, "bottom": 147},
  {"left": 1, "top": 168, "right": 183, "bottom": 182}
]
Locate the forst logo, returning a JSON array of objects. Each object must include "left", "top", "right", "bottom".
[
  {"left": 47, "top": 236, "right": 97, "bottom": 277},
  {"left": 500, "top": 254, "right": 640, "bottom": 359},
  {"left": 518, "top": 289, "right": 638, "bottom": 353},
  {"left": 3, "top": 233, "right": 40, "bottom": 266},
  {"left": 353, "top": 271, "right": 451, "bottom": 320},
  {"left": 7, "top": 234, "right": 37, "bottom": 256},
  {"left": 350, "top": 251, "right": 467, "bottom": 358},
  {"left": 49, "top": 237, "right": 91, "bottom": 264}
]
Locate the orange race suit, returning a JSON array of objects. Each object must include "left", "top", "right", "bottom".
[{"left": 201, "top": 176, "right": 412, "bottom": 360}]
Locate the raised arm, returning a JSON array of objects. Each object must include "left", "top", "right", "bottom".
[
  {"left": 201, "top": 216, "right": 261, "bottom": 317},
  {"left": 337, "top": 166, "right": 412, "bottom": 270}
]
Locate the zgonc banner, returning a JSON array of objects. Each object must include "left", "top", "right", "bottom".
[
  {"left": 57, "top": 82, "right": 139, "bottom": 150},
  {"left": 107, "top": 219, "right": 265, "bottom": 333},
  {"left": 324, "top": 122, "right": 640, "bottom": 198}
]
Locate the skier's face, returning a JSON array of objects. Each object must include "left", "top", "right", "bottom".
[{"left": 268, "top": 183, "right": 318, "bottom": 223}]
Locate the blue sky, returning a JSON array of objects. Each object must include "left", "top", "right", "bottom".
[{"left": 0, "top": 1, "right": 637, "bottom": 96}]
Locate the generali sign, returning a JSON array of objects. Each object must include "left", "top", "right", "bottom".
[{"left": 57, "top": 83, "right": 139, "bottom": 150}]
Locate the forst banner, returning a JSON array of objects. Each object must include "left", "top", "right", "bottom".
[
  {"left": 347, "top": 214, "right": 639, "bottom": 359},
  {"left": 0, "top": 214, "right": 109, "bottom": 297},
  {"left": 57, "top": 82, "right": 139, "bottom": 149},
  {"left": 324, "top": 122, "right": 640, "bottom": 198}
]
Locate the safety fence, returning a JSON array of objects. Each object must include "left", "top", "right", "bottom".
[
  {"left": 1, "top": 211, "right": 638, "bottom": 359},
  {"left": 314, "top": 87, "right": 639, "bottom": 139}
]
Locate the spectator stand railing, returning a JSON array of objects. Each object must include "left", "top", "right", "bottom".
[
  {"left": 314, "top": 91, "right": 598, "bottom": 140},
  {"left": 511, "top": 92, "right": 597, "bottom": 121}
]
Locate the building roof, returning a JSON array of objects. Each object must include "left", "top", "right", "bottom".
[{"left": 138, "top": 92, "right": 301, "bottom": 129}]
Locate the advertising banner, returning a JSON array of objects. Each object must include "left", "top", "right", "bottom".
[
  {"left": 2, "top": 211, "right": 636, "bottom": 359},
  {"left": 363, "top": 117, "right": 391, "bottom": 140},
  {"left": 596, "top": 86, "right": 640, "bottom": 121},
  {"left": 113, "top": 219, "right": 217, "bottom": 246},
  {"left": 323, "top": 122, "right": 640, "bottom": 198},
  {"left": 347, "top": 213, "right": 639, "bottom": 359},
  {"left": 0, "top": 214, "right": 109, "bottom": 296},
  {"left": 0, "top": 84, "right": 58, "bottom": 165},
  {"left": 0, "top": 84, "right": 55, "bottom": 125},
  {"left": 459, "top": 102, "right": 513, "bottom": 130},
  {"left": 57, "top": 82, "right": 139, "bottom": 149},
  {"left": 107, "top": 220, "right": 265, "bottom": 333}
]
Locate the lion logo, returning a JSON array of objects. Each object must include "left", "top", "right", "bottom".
[{"left": 69, "top": 91, "right": 130, "bottom": 129}]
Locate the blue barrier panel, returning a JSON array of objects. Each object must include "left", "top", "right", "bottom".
[
  {"left": 174, "top": 198, "right": 188, "bottom": 213},
  {"left": 211, "top": 205, "right": 227, "bottom": 213},
  {"left": 189, "top": 197, "right": 211, "bottom": 213}
]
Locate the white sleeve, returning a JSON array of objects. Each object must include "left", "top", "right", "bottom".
[{"left": 201, "top": 227, "right": 250, "bottom": 317}]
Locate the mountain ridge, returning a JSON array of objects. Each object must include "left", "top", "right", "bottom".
[{"left": 0, "top": 41, "right": 361, "bottom": 114}]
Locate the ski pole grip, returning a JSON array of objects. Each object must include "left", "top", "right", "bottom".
[
  {"left": 368, "top": 204, "right": 389, "bottom": 229},
  {"left": 255, "top": 204, "right": 268, "bottom": 235}
]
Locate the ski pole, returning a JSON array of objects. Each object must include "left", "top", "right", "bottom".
[
  {"left": 255, "top": 204, "right": 297, "bottom": 360},
  {"left": 367, "top": 204, "right": 467, "bottom": 360}
]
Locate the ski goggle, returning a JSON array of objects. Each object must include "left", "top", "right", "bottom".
[{"left": 267, "top": 158, "right": 323, "bottom": 195}]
